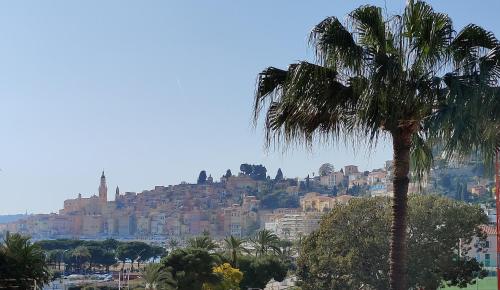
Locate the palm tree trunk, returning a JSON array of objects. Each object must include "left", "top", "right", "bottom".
[
  {"left": 389, "top": 128, "right": 412, "bottom": 290},
  {"left": 232, "top": 250, "right": 237, "bottom": 267}
]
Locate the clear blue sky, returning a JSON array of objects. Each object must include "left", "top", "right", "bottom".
[{"left": 0, "top": 1, "right": 498, "bottom": 214}]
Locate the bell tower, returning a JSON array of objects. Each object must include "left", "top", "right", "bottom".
[{"left": 99, "top": 171, "right": 108, "bottom": 203}]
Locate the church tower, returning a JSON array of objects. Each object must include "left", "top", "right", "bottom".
[
  {"left": 99, "top": 171, "right": 108, "bottom": 203},
  {"left": 115, "top": 186, "right": 120, "bottom": 201}
]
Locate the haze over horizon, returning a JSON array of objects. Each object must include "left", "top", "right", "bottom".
[{"left": 1, "top": 0, "right": 499, "bottom": 215}]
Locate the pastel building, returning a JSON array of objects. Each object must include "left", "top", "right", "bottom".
[
  {"left": 265, "top": 212, "right": 321, "bottom": 240},
  {"left": 467, "top": 225, "right": 497, "bottom": 272},
  {"left": 319, "top": 171, "right": 345, "bottom": 188},
  {"left": 81, "top": 215, "right": 103, "bottom": 236},
  {"left": 300, "top": 192, "right": 354, "bottom": 212}
]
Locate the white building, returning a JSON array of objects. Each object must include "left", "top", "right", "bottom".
[{"left": 265, "top": 213, "right": 321, "bottom": 240}]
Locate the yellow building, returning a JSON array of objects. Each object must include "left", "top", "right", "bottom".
[
  {"left": 81, "top": 215, "right": 103, "bottom": 236},
  {"left": 300, "top": 192, "right": 354, "bottom": 212}
]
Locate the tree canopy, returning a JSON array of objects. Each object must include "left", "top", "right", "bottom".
[
  {"left": 198, "top": 170, "right": 208, "bottom": 184},
  {"left": 318, "top": 163, "right": 334, "bottom": 176},
  {"left": 296, "top": 195, "right": 488, "bottom": 290},
  {"left": 238, "top": 255, "right": 287, "bottom": 289},
  {"left": 0, "top": 233, "right": 51, "bottom": 289},
  {"left": 162, "top": 248, "right": 221, "bottom": 290},
  {"left": 275, "top": 168, "right": 284, "bottom": 181},
  {"left": 240, "top": 164, "right": 267, "bottom": 180}
]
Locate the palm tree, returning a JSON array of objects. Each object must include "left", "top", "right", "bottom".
[
  {"left": 276, "top": 239, "right": 294, "bottom": 261},
  {"left": 140, "top": 263, "right": 176, "bottom": 290},
  {"left": 187, "top": 236, "right": 217, "bottom": 251},
  {"left": 71, "top": 246, "right": 91, "bottom": 272},
  {"left": 0, "top": 232, "right": 51, "bottom": 289},
  {"left": 223, "top": 235, "right": 248, "bottom": 266},
  {"left": 253, "top": 2, "right": 498, "bottom": 289},
  {"left": 431, "top": 40, "right": 500, "bottom": 167},
  {"left": 251, "top": 230, "right": 280, "bottom": 256},
  {"left": 168, "top": 239, "right": 179, "bottom": 251}
]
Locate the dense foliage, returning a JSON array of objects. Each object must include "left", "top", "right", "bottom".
[
  {"left": 239, "top": 164, "right": 267, "bottom": 180},
  {"left": 140, "top": 263, "right": 176, "bottom": 290},
  {"left": 0, "top": 233, "right": 51, "bottom": 289},
  {"left": 198, "top": 170, "right": 208, "bottom": 184},
  {"left": 37, "top": 239, "right": 165, "bottom": 272},
  {"left": 202, "top": 263, "right": 243, "bottom": 290},
  {"left": 297, "top": 195, "right": 488, "bottom": 290},
  {"left": 238, "top": 255, "right": 287, "bottom": 289}
]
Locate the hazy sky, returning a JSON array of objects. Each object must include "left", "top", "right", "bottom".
[{"left": 0, "top": 1, "right": 499, "bottom": 214}]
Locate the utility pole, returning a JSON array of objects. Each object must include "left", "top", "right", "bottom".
[
  {"left": 496, "top": 151, "right": 500, "bottom": 290},
  {"left": 127, "top": 269, "right": 130, "bottom": 290}
]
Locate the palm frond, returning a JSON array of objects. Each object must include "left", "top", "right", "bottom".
[
  {"left": 254, "top": 61, "right": 359, "bottom": 148},
  {"left": 451, "top": 24, "right": 499, "bottom": 72},
  {"left": 254, "top": 67, "right": 289, "bottom": 123},
  {"left": 403, "top": 0, "right": 453, "bottom": 69},
  {"left": 410, "top": 132, "right": 433, "bottom": 184},
  {"left": 309, "top": 16, "right": 363, "bottom": 72},
  {"left": 349, "top": 5, "right": 388, "bottom": 54}
]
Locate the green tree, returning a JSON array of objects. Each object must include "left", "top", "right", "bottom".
[
  {"left": 36, "top": 239, "right": 83, "bottom": 251},
  {"left": 252, "top": 2, "right": 498, "bottom": 289},
  {"left": 425, "top": 28, "right": 500, "bottom": 172},
  {"left": 275, "top": 168, "right": 284, "bottom": 181},
  {"left": 187, "top": 236, "right": 217, "bottom": 251},
  {"left": 162, "top": 248, "right": 221, "bottom": 290},
  {"left": 251, "top": 165, "right": 267, "bottom": 181},
  {"left": 276, "top": 239, "right": 294, "bottom": 264},
  {"left": 151, "top": 245, "right": 167, "bottom": 261},
  {"left": 97, "top": 251, "right": 117, "bottom": 272},
  {"left": 318, "top": 163, "right": 334, "bottom": 176},
  {"left": 224, "top": 169, "right": 232, "bottom": 178},
  {"left": 137, "top": 243, "right": 155, "bottom": 268},
  {"left": 259, "top": 191, "right": 299, "bottom": 209},
  {"left": 101, "top": 238, "right": 120, "bottom": 251},
  {"left": 141, "top": 263, "right": 176, "bottom": 290},
  {"left": 198, "top": 170, "right": 207, "bottom": 184},
  {"left": 238, "top": 255, "right": 287, "bottom": 289},
  {"left": 239, "top": 164, "right": 267, "bottom": 180},
  {"left": 0, "top": 233, "right": 51, "bottom": 289},
  {"left": 168, "top": 239, "right": 179, "bottom": 250},
  {"left": 116, "top": 243, "right": 135, "bottom": 270},
  {"left": 71, "top": 246, "right": 91, "bottom": 272},
  {"left": 240, "top": 164, "right": 253, "bottom": 175},
  {"left": 296, "top": 195, "right": 488, "bottom": 290},
  {"left": 251, "top": 230, "right": 280, "bottom": 256},
  {"left": 87, "top": 246, "right": 105, "bottom": 271},
  {"left": 118, "top": 241, "right": 152, "bottom": 269},
  {"left": 223, "top": 236, "right": 248, "bottom": 267},
  {"left": 47, "top": 249, "right": 65, "bottom": 270}
]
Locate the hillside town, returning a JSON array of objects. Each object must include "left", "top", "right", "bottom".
[{"left": 1, "top": 159, "right": 495, "bottom": 243}]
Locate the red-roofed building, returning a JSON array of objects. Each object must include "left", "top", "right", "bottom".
[{"left": 466, "top": 225, "right": 497, "bottom": 271}]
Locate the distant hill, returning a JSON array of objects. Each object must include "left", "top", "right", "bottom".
[{"left": 0, "top": 214, "right": 26, "bottom": 224}]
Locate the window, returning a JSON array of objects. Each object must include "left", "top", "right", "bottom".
[
  {"left": 485, "top": 241, "right": 490, "bottom": 248},
  {"left": 485, "top": 254, "right": 491, "bottom": 267}
]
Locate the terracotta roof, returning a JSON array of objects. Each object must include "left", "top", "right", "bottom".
[
  {"left": 336, "top": 195, "right": 354, "bottom": 201},
  {"left": 480, "top": 225, "right": 497, "bottom": 235},
  {"left": 316, "top": 196, "right": 332, "bottom": 201}
]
